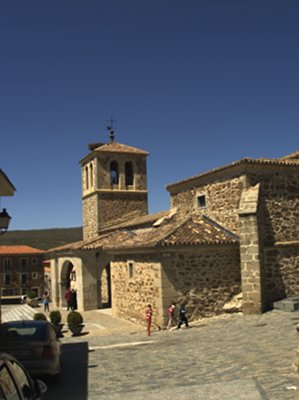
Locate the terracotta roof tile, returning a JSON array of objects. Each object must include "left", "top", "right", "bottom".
[
  {"left": 160, "top": 215, "right": 239, "bottom": 246},
  {"left": 0, "top": 245, "right": 45, "bottom": 255},
  {"left": 47, "top": 211, "right": 238, "bottom": 254},
  {"left": 94, "top": 141, "right": 149, "bottom": 156},
  {"left": 166, "top": 152, "right": 299, "bottom": 191}
]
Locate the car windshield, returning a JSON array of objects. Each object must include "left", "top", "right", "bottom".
[{"left": 1, "top": 324, "right": 47, "bottom": 342}]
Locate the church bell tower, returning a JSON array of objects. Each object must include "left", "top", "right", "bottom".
[{"left": 80, "top": 127, "right": 149, "bottom": 240}]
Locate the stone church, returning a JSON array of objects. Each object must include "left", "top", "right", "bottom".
[{"left": 47, "top": 132, "right": 299, "bottom": 327}]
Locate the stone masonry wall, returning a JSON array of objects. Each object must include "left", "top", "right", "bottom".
[
  {"left": 248, "top": 168, "right": 299, "bottom": 244},
  {"left": 247, "top": 168, "right": 299, "bottom": 305},
  {"left": 164, "top": 247, "right": 241, "bottom": 319},
  {"left": 111, "top": 255, "right": 163, "bottom": 327},
  {"left": 111, "top": 248, "right": 240, "bottom": 325},
  {"left": 170, "top": 176, "right": 246, "bottom": 234},
  {"left": 98, "top": 192, "right": 148, "bottom": 229},
  {"left": 263, "top": 245, "right": 299, "bottom": 306},
  {"left": 82, "top": 195, "right": 98, "bottom": 240}
]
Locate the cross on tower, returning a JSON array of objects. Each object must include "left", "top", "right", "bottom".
[{"left": 106, "top": 116, "right": 116, "bottom": 143}]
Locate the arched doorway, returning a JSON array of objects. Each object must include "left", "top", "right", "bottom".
[
  {"left": 100, "top": 263, "right": 112, "bottom": 308},
  {"left": 60, "top": 261, "right": 76, "bottom": 308}
]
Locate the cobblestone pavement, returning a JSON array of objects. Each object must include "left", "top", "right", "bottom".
[
  {"left": 2, "top": 305, "right": 299, "bottom": 399},
  {"left": 41, "top": 309, "right": 299, "bottom": 400}
]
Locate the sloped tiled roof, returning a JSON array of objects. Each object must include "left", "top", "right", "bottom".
[
  {"left": 48, "top": 213, "right": 238, "bottom": 254},
  {"left": 100, "top": 210, "right": 170, "bottom": 233},
  {"left": 166, "top": 151, "right": 299, "bottom": 191},
  {"left": 160, "top": 215, "right": 238, "bottom": 246},
  {"left": 0, "top": 245, "right": 45, "bottom": 255},
  {"left": 278, "top": 150, "right": 299, "bottom": 161},
  {"left": 93, "top": 141, "right": 149, "bottom": 156}
]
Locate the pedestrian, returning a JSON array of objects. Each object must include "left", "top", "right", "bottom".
[
  {"left": 70, "top": 289, "right": 77, "bottom": 311},
  {"left": 64, "top": 288, "right": 72, "bottom": 310},
  {"left": 177, "top": 303, "right": 189, "bottom": 329},
  {"left": 72, "top": 289, "right": 77, "bottom": 310},
  {"left": 167, "top": 301, "right": 176, "bottom": 331},
  {"left": 145, "top": 304, "right": 153, "bottom": 336},
  {"left": 43, "top": 291, "right": 50, "bottom": 312}
]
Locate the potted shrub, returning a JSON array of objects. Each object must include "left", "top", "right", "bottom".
[
  {"left": 33, "top": 312, "right": 47, "bottom": 321},
  {"left": 49, "top": 310, "right": 64, "bottom": 338},
  {"left": 67, "top": 311, "right": 84, "bottom": 336},
  {"left": 27, "top": 291, "right": 39, "bottom": 308}
]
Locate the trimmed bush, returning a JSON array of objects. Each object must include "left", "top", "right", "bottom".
[
  {"left": 67, "top": 311, "right": 83, "bottom": 327},
  {"left": 49, "top": 310, "right": 62, "bottom": 325},
  {"left": 28, "top": 291, "right": 37, "bottom": 299},
  {"left": 33, "top": 313, "right": 47, "bottom": 321}
]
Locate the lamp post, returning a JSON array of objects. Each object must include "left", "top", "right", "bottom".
[
  {"left": 0, "top": 208, "right": 11, "bottom": 234},
  {"left": 0, "top": 208, "right": 11, "bottom": 322}
]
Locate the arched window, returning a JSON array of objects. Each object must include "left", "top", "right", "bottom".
[
  {"left": 125, "top": 161, "right": 134, "bottom": 186},
  {"left": 110, "top": 161, "right": 119, "bottom": 185},
  {"left": 90, "top": 163, "right": 93, "bottom": 188},
  {"left": 85, "top": 166, "right": 89, "bottom": 190}
]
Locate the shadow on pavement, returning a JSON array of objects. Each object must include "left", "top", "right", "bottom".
[{"left": 44, "top": 342, "right": 89, "bottom": 400}]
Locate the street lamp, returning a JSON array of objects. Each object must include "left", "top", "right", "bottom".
[{"left": 0, "top": 208, "right": 11, "bottom": 234}]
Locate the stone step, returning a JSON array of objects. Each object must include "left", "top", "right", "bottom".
[{"left": 273, "top": 296, "right": 299, "bottom": 312}]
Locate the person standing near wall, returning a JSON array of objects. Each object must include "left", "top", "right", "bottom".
[
  {"left": 145, "top": 304, "right": 153, "bottom": 336},
  {"left": 64, "top": 288, "right": 72, "bottom": 311},
  {"left": 177, "top": 303, "right": 189, "bottom": 329},
  {"left": 167, "top": 301, "right": 176, "bottom": 331}
]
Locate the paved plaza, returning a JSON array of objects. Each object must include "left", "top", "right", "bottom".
[{"left": 2, "top": 305, "right": 299, "bottom": 399}]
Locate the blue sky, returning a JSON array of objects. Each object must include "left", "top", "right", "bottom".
[{"left": 1, "top": 1, "right": 298, "bottom": 230}]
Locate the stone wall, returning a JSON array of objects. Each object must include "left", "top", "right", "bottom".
[
  {"left": 170, "top": 175, "right": 246, "bottom": 233},
  {"left": 111, "top": 255, "right": 163, "bottom": 327},
  {"left": 82, "top": 195, "right": 98, "bottom": 239},
  {"left": 97, "top": 192, "right": 148, "bottom": 230},
  {"left": 263, "top": 245, "right": 299, "bottom": 306},
  {"left": 164, "top": 247, "right": 241, "bottom": 319},
  {"left": 110, "top": 247, "right": 240, "bottom": 326},
  {"left": 248, "top": 168, "right": 299, "bottom": 244},
  {"left": 247, "top": 167, "right": 299, "bottom": 307}
]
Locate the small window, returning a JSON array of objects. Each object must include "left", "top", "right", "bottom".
[
  {"left": 128, "top": 262, "right": 134, "bottom": 279},
  {"left": 21, "top": 274, "right": 27, "bottom": 285},
  {"left": 90, "top": 163, "right": 94, "bottom": 188},
  {"left": 4, "top": 274, "right": 11, "bottom": 285},
  {"left": 85, "top": 166, "right": 89, "bottom": 190},
  {"left": 32, "top": 272, "right": 38, "bottom": 279},
  {"left": 3, "top": 258, "right": 11, "bottom": 272},
  {"left": 197, "top": 194, "right": 206, "bottom": 208},
  {"left": 31, "top": 257, "right": 37, "bottom": 265},
  {"left": 20, "top": 258, "right": 28, "bottom": 272}
]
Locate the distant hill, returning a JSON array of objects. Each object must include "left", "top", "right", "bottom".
[{"left": 0, "top": 227, "right": 83, "bottom": 251}]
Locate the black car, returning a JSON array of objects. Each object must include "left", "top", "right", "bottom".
[
  {"left": 0, "top": 320, "right": 62, "bottom": 381},
  {"left": 0, "top": 352, "right": 47, "bottom": 399}
]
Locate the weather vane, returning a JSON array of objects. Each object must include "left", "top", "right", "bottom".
[{"left": 107, "top": 116, "right": 117, "bottom": 143}]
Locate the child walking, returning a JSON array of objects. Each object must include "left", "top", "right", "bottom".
[{"left": 145, "top": 304, "right": 153, "bottom": 336}]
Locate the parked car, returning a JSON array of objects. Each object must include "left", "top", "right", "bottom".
[
  {"left": 0, "top": 320, "right": 62, "bottom": 382},
  {"left": 0, "top": 352, "right": 47, "bottom": 399}
]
